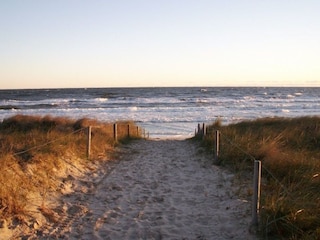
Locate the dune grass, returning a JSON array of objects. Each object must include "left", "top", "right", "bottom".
[
  {"left": 202, "top": 116, "right": 320, "bottom": 239},
  {"left": 0, "top": 114, "right": 142, "bottom": 222}
]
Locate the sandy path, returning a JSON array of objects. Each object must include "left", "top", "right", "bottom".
[{"left": 35, "top": 139, "right": 257, "bottom": 239}]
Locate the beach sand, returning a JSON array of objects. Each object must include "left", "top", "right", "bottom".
[{"left": 8, "top": 139, "right": 257, "bottom": 239}]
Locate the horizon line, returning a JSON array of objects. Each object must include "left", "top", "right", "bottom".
[{"left": 1, "top": 85, "right": 320, "bottom": 90}]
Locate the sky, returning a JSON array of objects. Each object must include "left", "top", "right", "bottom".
[{"left": 0, "top": 0, "right": 320, "bottom": 89}]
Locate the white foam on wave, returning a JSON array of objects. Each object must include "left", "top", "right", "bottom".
[
  {"left": 196, "top": 99, "right": 208, "bottom": 103},
  {"left": 94, "top": 97, "right": 108, "bottom": 102},
  {"left": 243, "top": 95, "right": 255, "bottom": 100}
]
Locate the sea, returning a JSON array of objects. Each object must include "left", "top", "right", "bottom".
[{"left": 0, "top": 87, "right": 319, "bottom": 138}]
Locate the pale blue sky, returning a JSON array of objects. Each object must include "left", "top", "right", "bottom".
[{"left": 1, "top": 0, "right": 319, "bottom": 89}]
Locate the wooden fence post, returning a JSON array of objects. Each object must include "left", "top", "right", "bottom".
[
  {"left": 198, "top": 123, "right": 201, "bottom": 136},
  {"left": 136, "top": 126, "right": 139, "bottom": 137},
  {"left": 214, "top": 130, "right": 220, "bottom": 162},
  {"left": 202, "top": 123, "right": 206, "bottom": 137},
  {"left": 127, "top": 124, "right": 130, "bottom": 138},
  {"left": 252, "top": 160, "right": 262, "bottom": 227},
  {"left": 86, "top": 126, "right": 92, "bottom": 159},
  {"left": 113, "top": 123, "right": 117, "bottom": 142}
]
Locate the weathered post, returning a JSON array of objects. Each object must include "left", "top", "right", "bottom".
[
  {"left": 198, "top": 123, "right": 201, "bottom": 136},
  {"left": 127, "top": 124, "right": 130, "bottom": 138},
  {"left": 202, "top": 123, "right": 206, "bottom": 137},
  {"left": 113, "top": 123, "right": 117, "bottom": 142},
  {"left": 86, "top": 126, "right": 92, "bottom": 159},
  {"left": 136, "top": 126, "right": 139, "bottom": 137},
  {"left": 214, "top": 130, "right": 220, "bottom": 162},
  {"left": 252, "top": 160, "right": 262, "bottom": 227}
]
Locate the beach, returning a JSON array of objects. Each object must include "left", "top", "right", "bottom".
[{"left": 8, "top": 138, "right": 257, "bottom": 239}]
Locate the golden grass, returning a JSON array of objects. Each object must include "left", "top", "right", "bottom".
[
  {"left": 203, "top": 116, "right": 320, "bottom": 239},
  {"left": 0, "top": 114, "right": 142, "bottom": 221}
]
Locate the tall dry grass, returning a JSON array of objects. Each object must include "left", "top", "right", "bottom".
[
  {"left": 203, "top": 117, "right": 320, "bottom": 239},
  {"left": 0, "top": 114, "right": 142, "bottom": 222}
]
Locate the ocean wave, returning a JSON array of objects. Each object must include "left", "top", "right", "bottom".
[
  {"left": 0, "top": 105, "right": 21, "bottom": 110},
  {"left": 130, "top": 106, "right": 138, "bottom": 111},
  {"left": 93, "top": 97, "right": 108, "bottom": 102},
  {"left": 196, "top": 99, "right": 208, "bottom": 104}
]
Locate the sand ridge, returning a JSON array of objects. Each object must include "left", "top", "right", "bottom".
[{"left": 24, "top": 139, "right": 257, "bottom": 239}]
